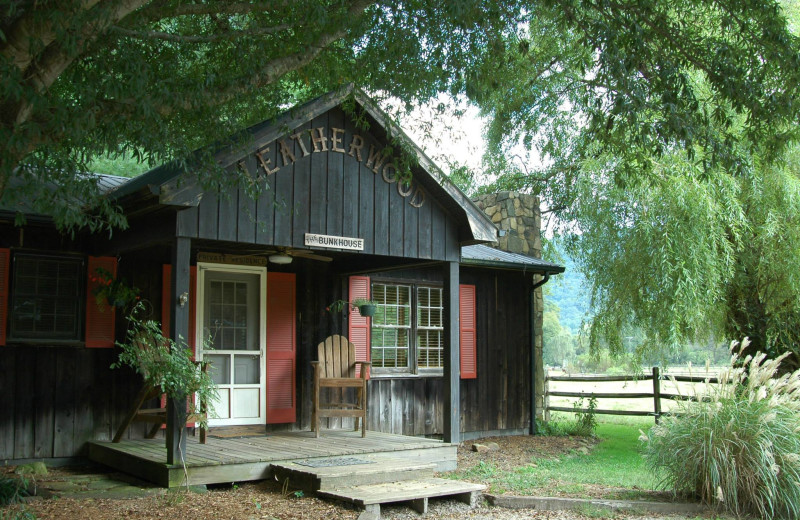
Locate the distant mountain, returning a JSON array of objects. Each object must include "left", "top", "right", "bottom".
[{"left": 545, "top": 250, "right": 591, "bottom": 334}]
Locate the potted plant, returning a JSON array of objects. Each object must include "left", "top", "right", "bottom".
[
  {"left": 91, "top": 267, "right": 141, "bottom": 309},
  {"left": 351, "top": 298, "right": 378, "bottom": 317},
  {"left": 326, "top": 298, "right": 378, "bottom": 317}
]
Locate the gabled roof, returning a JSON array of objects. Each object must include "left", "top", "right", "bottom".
[
  {"left": 110, "top": 85, "right": 497, "bottom": 244},
  {"left": 461, "top": 244, "right": 565, "bottom": 274}
]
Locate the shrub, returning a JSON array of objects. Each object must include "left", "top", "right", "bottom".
[
  {"left": 0, "top": 475, "right": 29, "bottom": 506},
  {"left": 571, "top": 396, "right": 598, "bottom": 437},
  {"left": 642, "top": 339, "right": 800, "bottom": 519}
]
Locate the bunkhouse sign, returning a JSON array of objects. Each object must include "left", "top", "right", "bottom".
[
  {"left": 305, "top": 233, "right": 364, "bottom": 251},
  {"left": 236, "top": 126, "right": 427, "bottom": 208}
]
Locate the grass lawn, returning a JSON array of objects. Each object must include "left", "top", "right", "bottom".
[{"left": 455, "top": 417, "right": 661, "bottom": 499}]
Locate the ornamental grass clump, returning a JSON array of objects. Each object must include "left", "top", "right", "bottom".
[{"left": 642, "top": 339, "right": 800, "bottom": 519}]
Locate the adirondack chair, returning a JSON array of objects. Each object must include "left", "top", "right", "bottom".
[{"left": 311, "top": 335, "right": 371, "bottom": 438}]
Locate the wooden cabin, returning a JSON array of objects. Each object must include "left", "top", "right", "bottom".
[{"left": 0, "top": 87, "right": 563, "bottom": 470}]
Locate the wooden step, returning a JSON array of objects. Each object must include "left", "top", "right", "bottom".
[
  {"left": 318, "top": 477, "right": 485, "bottom": 515},
  {"left": 272, "top": 458, "right": 436, "bottom": 491}
]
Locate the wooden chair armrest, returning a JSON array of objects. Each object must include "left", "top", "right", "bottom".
[{"left": 355, "top": 361, "right": 371, "bottom": 379}]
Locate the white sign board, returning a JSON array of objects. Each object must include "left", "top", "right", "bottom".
[{"left": 304, "top": 233, "right": 364, "bottom": 251}]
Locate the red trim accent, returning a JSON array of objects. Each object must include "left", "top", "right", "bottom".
[
  {"left": 459, "top": 284, "right": 477, "bottom": 379},
  {"left": 0, "top": 249, "right": 9, "bottom": 346},
  {"left": 348, "top": 276, "right": 371, "bottom": 379},
  {"left": 266, "top": 272, "right": 296, "bottom": 424},
  {"left": 85, "top": 256, "right": 117, "bottom": 348}
]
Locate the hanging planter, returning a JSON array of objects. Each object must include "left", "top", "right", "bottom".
[
  {"left": 351, "top": 298, "right": 377, "bottom": 318},
  {"left": 107, "top": 297, "right": 129, "bottom": 308},
  {"left": 357, "top": 304, "right": 376, "bottom": 317},
  {"left": 326, "top": 298, "right": 378, "bottom": 318},
  {"left": 91, "top": 267, "right": 141, "bottom": 311}
]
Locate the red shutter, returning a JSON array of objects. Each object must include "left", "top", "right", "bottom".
[
  {"left": 161, "top": 265, "right": 198, "bottom": 425},
  {"left": 85, "top": 256, "right": 117, "bottom": 348},
  {"left": 0, "top": 249, "right": 9, "bottom": 346},
  {"left": 348, "top": 275, "right": 371, "bottom": 378},
  {"left": 459, "top": 284, "right": 477, "bottom": 379},
  {"left": 266, "top": 272, "right": 296, "bottom": 424}
]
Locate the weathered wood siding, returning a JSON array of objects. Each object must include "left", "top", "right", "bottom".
[
  {"left": 0, "top": 347, "right": 143, "bottom": 461},
  {"left": 176, "top": 107, "right": 461, "bottom": 262},
  {"left": 357, "top": 266, "right": 533, "bottom": 437}
]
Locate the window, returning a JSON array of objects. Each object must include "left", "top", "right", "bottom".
[
  {"left": 371, "top": 282, "right": 443, "bottom": 375},
  {"left": 9, "top": 254, "right": 84, "bottom": 341}
]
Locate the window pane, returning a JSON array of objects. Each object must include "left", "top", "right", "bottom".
[
  {"left": 417, "top": 287, "right": 444, "bottom": 369},
  {"left": 10, "top": 255, "right": 82, "bottom": 340},
  {"left": 370, "top": 283, "right": 411, "bottom": 370},
  {"left": 206, "top": 279, "right": 256, "bottom": 350}
]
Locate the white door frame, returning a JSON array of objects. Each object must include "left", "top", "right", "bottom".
[{"left": 196, "top": 262, "right": 267, "bottom": 426}]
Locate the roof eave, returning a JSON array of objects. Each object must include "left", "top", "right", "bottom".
[{"left": 460, "top": 257, "right": 566, "bottom": 274}]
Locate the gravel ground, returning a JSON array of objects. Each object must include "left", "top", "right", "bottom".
[{"left": 3, "top": 435, "right": 714, "bottom": 520}]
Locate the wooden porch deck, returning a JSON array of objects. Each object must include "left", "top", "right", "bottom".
[{"left": 88, "top": 430, "right": 456, "bottom": 488}]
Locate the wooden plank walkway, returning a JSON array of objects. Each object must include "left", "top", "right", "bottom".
[{"left": 89, "top": 429, "right": 455, "bottom": 488}]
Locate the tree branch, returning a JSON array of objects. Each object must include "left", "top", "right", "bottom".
[
  {"left": 132, "top": 1, "right": 291, "bottom": 23},
  {"left": 0, "top": 0, "right": 103, "bottom": 72},
  {"left": 147, "top": 0, "right": 374, "bottom": 116},
  {"left": 110, "top": 23, "right": 294, "bottom": 43}
]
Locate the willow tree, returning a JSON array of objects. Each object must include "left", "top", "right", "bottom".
[
  {"left": 2, "top": 0, "right": 799, "bottom": 234},
  {"left": 468, "top": 1, "right": 800, "bottom": 365}
]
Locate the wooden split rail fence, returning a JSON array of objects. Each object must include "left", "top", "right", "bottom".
[{"left": 544, "top": 367, "right": 720, "bottom": 423}]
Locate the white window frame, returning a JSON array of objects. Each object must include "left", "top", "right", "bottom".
[{"left": 370, "top": 280, "right": 444, "bottom": 377}]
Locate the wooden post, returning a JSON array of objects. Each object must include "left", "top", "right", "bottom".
[
  {"left": 442, "top": 261, "right": 460, "bottom": 444},
  {"left": 167, "top": 237, "right": 191, "bottom": 465},
  {"left": 652, "top": 366, "right": 661, "bottom": 424},
  {"left": 544, "top": 377, "right": 551, "bottom": 422}
]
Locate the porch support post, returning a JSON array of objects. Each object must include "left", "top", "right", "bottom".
[
  {"left": 167, "top": 237, "right": 191, "bottom": 465},
  {"left": 442, "top": 261, "right": 460, "bottom": 444}
]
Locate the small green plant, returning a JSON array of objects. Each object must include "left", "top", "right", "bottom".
[
  {"left": 642, "top": 339, "right": 800, "bottom": 519},
  {"left": 161, "top": 490, "right": 186, "bottom": 506},
  {"left": 464, "top": 460, "right": 497, "bottom": 479},
  {"left": 0, "top": 475, "right": 29, "bottom": 505},
  {"left": 90, "top": 267, "right": 140, "bottom": 309},
  {"left": 570, "top": 396, "right": 598, "bottom": 436},
  {"left": 350, "top": 298, "right": 376, "bottom": 307},
  {"left": 111, "top": 303, "right": 217, "bottom": 428},
  {"left": 536, "top": 419, "right": 569, "bottom": 436},
  {"left": 327, "top": 298, "right": 377, "bottom": 313}
]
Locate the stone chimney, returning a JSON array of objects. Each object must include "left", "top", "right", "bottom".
[{"left": 472, "top": 191, "right": 542, "bottom": 258}]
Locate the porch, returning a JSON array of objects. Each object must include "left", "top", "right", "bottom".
[{"left": 88, "top": 429, "right": 456, "bottom": 488}]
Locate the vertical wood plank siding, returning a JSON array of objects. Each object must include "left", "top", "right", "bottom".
[
  {"left": 360, "top": 267, "right": 532, "bottom": 437},
  {"left": 178, "top": 108, "right": 460, "bottom": 262},
  {"left": 0, "top": 347, "right": 142, "bottom": 461}
]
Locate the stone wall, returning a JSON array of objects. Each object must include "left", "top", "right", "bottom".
[{"left": 473, "top": 191, "right": 547, "bottom": 425}]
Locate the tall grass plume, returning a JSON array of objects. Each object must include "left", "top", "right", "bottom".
[{"left": 642, "top": 338, "right": 800, "bottom": 519}]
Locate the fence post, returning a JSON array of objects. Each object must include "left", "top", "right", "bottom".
[
  {"left": 544, "top": 375, "right": 550, "bottom": 422},
  {"left": 652, "top": 366, "right": 662, "bottom": 424}
]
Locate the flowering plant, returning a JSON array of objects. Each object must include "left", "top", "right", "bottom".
[{"left": 91, "top": 267, "right": 141, "bottom": 309}]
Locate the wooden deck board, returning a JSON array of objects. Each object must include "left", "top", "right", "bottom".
[{"left": 89, "top": 429, "right": 455, "bottom": 488}]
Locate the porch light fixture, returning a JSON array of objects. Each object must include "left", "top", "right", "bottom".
[{"left": 268, "top": 253, "right": 292, "bottom": 265}]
